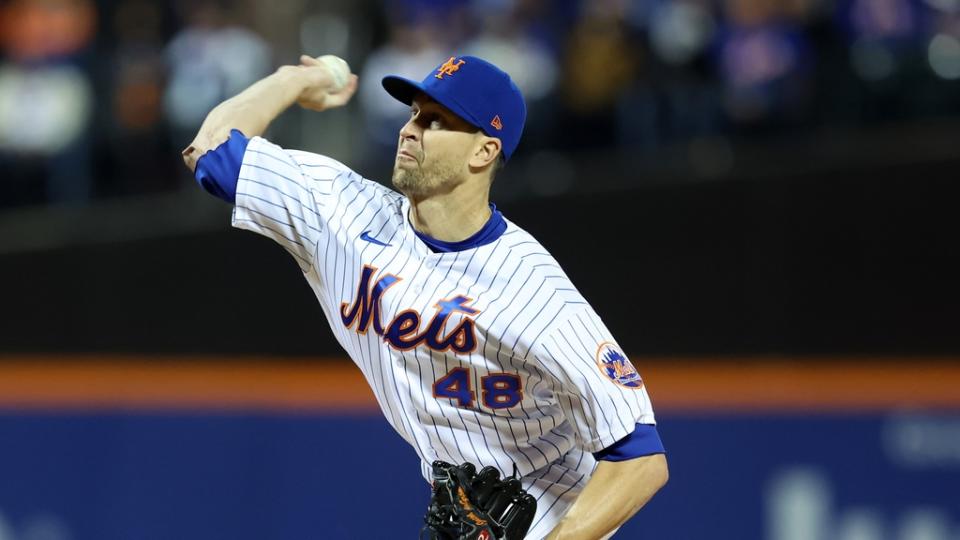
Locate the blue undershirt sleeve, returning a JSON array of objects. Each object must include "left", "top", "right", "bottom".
[
  {"left": 592, "top": 423, "right": 665, "bottom": 462},
  {"left": 194, "top": 129, "right": 249, "bottom": 203}
]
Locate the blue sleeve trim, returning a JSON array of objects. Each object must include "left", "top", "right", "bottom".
[
  {"left": 593, "top": 424, "right": 665, "bottom": 462},
  {"left": 194, "top": 129, "right": 250, "bottom": 203}
]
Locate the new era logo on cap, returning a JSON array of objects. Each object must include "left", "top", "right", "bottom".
[{"left": 381, "top": 55, "right": 527, "bottom": 160}]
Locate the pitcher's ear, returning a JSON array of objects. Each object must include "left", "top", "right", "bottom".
[{"left": 470, "top": 136, "right": 502, "bottom": 169}]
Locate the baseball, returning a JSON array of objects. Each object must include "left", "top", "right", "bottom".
[{"left": 318, "top": 55, "right": 350, "bottom": 91}]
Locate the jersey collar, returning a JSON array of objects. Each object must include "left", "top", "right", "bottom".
[{"left": 411, "top": 203, "right": 507, "bottom": 253}]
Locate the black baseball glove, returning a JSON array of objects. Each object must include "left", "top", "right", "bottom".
[{"left": 421, "top": 461, "right": 537, "bottom": 540}]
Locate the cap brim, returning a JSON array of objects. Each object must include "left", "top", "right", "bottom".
[
  {"left": 382, "top": 75, "right": 426, "bottom": 106},
  {"left": 381, "top": 75, "right": 483, "bottom": 131}
]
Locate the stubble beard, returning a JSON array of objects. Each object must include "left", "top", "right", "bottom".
[
  {"left": 391, "top": 166, "right": 426, "bottom": 195},
  {"left": 392, "top": 160, "right": 461, "bottom": 198}
]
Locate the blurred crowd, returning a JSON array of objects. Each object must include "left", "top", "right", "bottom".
[{"left": 2, "top": 0, "right": 960, "bottom": 209}]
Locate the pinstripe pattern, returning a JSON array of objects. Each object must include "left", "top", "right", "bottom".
[{"left": 230, "top": 137, "right": 656, "bottom": 539}]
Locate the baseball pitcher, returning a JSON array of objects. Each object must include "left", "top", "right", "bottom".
[{"left": 182, "top": 53, "right": 668, "bottom": 539}]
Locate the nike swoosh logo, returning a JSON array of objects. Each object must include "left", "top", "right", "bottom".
[{"left": 360, "top": 230, "right": 391, "bottom": 247}]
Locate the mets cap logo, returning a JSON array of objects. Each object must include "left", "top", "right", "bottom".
[
  {"left": 596, "top": 341, "right": 643, "bottom": 389},
  {"left": 435, "top": 56, "right": 466, "bottom": 79}
]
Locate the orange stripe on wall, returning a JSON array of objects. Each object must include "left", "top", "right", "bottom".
[
  {"left": 0, "top": 357, "right": 378, "bottom": 413},
  {"left": 0, "top": 356, "right": 958, "bottom": 413},
  {"left": 644, "top": 360, "right": 960, "bottom": 413}
]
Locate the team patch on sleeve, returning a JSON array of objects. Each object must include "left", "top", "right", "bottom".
[{"left": 595, "top": 341, "right": 643, "bottom": 389}]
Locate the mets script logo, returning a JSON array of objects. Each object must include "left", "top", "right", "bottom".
[
  {"left": 340, "top": 265, "right": 480, "bottom": 353},
  {"left": 595, "top": 342, "right": 643, "bottom": 389},
  {"left": 435, "top": 56, "right": 466, "bottom": 79}
]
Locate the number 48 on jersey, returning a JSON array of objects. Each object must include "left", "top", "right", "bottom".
[{"left": 433, "top": 367, "right": 522, "bottom": 410}]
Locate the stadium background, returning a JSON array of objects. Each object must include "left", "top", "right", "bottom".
[{"left": 1, "top": 0, "right": 959, "bottom": 538}]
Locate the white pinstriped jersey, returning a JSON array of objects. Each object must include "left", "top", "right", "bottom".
[{"left": 231, "top": 136, "right": 657, "bottom": 539}]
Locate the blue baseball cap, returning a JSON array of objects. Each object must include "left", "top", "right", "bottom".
[{"left": 382, "top": 55, "right": 527, "bottom": 160}]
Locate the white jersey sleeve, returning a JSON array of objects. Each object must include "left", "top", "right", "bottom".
[
  {"left": 230, "top": 136, "right": 351, "bottom": 271},
  {"left": 532, "top": 305, "right": 656, "bottom": 453}
]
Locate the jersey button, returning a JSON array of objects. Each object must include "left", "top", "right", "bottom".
[{"left": 395, "top": 358, "right": 403, "bottom": 368}]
